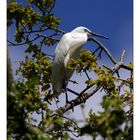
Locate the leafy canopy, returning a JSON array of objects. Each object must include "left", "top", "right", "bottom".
[{"left": 7, "top": 0, "right": 133, "bottom": 140}]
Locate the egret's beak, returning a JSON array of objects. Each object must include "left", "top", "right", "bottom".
[{"left": 89, "top": 31, "right": 109, "bottom": 39}]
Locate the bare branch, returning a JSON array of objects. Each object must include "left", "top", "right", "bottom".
[
  {"left": 88, "top": 38, "right": 117, "bottom": 64},
  {"left": 120, "top": 50, "right": 126, "bottom": 62},
  {"left": 121, "top": 64, "right": 133, "bottom": 71},
  {"left": 88, "top": 38, "right": 132, "bottom": 72},
  {"left": 7, "top": 34, "right": 60, "bottom": 46},
  {"left": 56, "top": 51, "right": 132, "bottom": 114},
  {"left": 69, "top": 80, "right": 79, "bottom": 84},
  {"left": 57, "top": 85, "right": 100, "bottom": 114},
  {"left": 67, "top": 88, "right": 79, "bottom": 96},
  {"left": 23, "top": 27, "right": 49, "bottom": 34},
  {"left": 47, "top": 25, "right": 66, "bottom": 34},
  {"left": 83, "top": 69, "right": 90, "bottom": 80},
  {"left": 8, "top": 40, "right": 28, "bottom": 46}
]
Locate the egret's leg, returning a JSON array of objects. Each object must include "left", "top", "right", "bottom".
[
  {"left": 80, "top": 94, "right": 87, "bottom": 103},
  {"left": 64, "top": 69, "right": 69, "bottom": 103},
  {"left": 64, "top": 83, "right": 69, "bottom": 103}
]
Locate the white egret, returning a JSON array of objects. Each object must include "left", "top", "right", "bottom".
[{"left": 52, "top": 26, "right": 108, "bottom": 98}]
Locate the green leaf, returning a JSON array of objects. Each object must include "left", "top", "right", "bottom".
[
  {"left": 128, "top": 63, "right": 133, "bottom": 69},
  {"left": 42, "top": 84, "right": 50, "bottom": 91},
  {"left": 85, "top": 79, "right": 95, "bottom": 85}
]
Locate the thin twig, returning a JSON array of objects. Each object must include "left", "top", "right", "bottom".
[
  {"left": 92, "top": 47, "right": 101, "bottom": 55},
  {"left": 89, "top": 38, "right": 132, "bottom": 72},
  {"left": 47, "top": 0, "right": 56, "bottom": 14},
  {"left": 88, "top": 38, "right": 117, "bottom": 64},
  {"left": 120, "top": 50, "right": 126, "bottom": 62},
  {"left": 69, "top": 80, "right": 78, "bottom": 84},
  {"left": 8, "top": 34, "right": 59, "bottom": 46},
  {"left": 67, "top": 88, "right": 79, "bottom": 96},
  {"left": 8, "top": 40, "right": 27, "bottom": 46},
  {"left": 83, "top": 69, "right": 90, "bottom": 80},
  {"left": 23, "top": 27, "right": 49, "bottom": 34},
  {"left": 56, "top": 51, "right": 131, "bottom": 114}
]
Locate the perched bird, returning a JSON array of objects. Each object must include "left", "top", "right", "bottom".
[{"left": 52, "top": 26, "right": 108, "bottom": 98}]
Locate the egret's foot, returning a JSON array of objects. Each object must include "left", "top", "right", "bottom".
[
  {"left": 79, "top": 93, "right": 88, "bottom": 103},
  {"left": 65, "top": 100, "right": 75, "bottom": 112},
  {"left": 63, "top": 90, "right": 75, "bottom": 112},
  {"left": 71, "top": 102, "right": 75, "bottom": 112}
]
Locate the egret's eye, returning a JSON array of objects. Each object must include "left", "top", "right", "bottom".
[{"left": 84, "top": 29, "right": 88, "bottom": 32}]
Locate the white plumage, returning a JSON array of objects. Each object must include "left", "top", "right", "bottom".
[{"left": 51, "top": 26, "right": 107, "bottom": 97}]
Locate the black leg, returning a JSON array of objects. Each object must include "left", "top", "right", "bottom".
[
  {"left": 63, "top": 69, "right": 69, "bottom": 103},
  {"left": 65, "top": 86, "right": 69, "bottom": 103}
]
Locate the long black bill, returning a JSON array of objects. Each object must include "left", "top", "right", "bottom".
[{"left": 90, "top": 32, "right": 109, "bottom": 39}]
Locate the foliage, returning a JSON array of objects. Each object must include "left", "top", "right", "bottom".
[
  {"left": 7, "top": 52, "right": 14, "bottom": 91},
  {"left": 67, "top": 50, "right": 97, "bottom": 73},
  {"left": 80, "top": 95, "right": 133, "bottom": 140},
  {"left": 7, "top": 0, "right": 133, "bottom": 140}
]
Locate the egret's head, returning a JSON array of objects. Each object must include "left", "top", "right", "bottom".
[
  {"left": 71, "top": 26, "right": 109, "bottom": 39},
  {"left": 71, "top": 26, "right": 91, "bottom": 35}
]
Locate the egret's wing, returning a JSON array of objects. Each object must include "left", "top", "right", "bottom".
[
  {"left": 52, "top": 60, "right": 65, "bottom": 95},
  {"left": 52, "top": 33, "right": 71, "bottom": 96},
  {"left": 63, "top": 34, "right": 86, "bottom": 87},
  {"left": 65, "top": 46, "right": 81, "bottom": 86},
  {"left": 52, "top": 32, "right": 87, "bottom": 97}
]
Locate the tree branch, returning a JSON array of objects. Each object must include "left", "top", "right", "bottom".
[
  {"left": 56, "top": 50, "right": 132, "bottom": 114},
  {"left": 88, "top": 38, "right": 132, "bottom": 72},
  {"left": 7, "top": 34, "right": 60, "bottom": 46},
  {"left": 88, "top": 38, "right": 117, "bottom": 64},
  {"left": 23, "top": 27, "right": 49, "bottom": 34}
]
